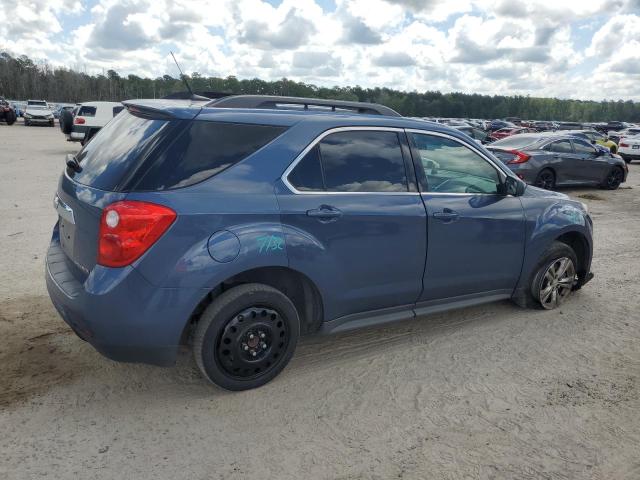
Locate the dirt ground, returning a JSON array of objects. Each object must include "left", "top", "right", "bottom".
[{"left": 1, "top": 121, "right": 639, "bottom": 479}]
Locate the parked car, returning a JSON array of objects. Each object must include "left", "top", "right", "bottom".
[
  {"left": 24, "top": 99, "right": 55, "bottom": 126},
  {"left": 532, "top": 121, "right": 557, "bottom": 132},
  {"left": 46, "top": 95, "right": 595, "bottom": 391},
  {"left": 60, "top": 101, "right": 124, "bottom": 144},
  {"left": 453, "top": 125, "right": 490, "bottom": 144},
  {"left": 609, "top": 127, "right": 640, "bottom": 145},
  {"left": 618, "top": 135, "right": 640, "bottom": 163},
  {"left": 556, "top": 122, "right": 584, "bottom": 131},
  {"left": 602, "top": 121, "right": 631, "bottom": 133},
  {"left": 0, "top": 97, "right": 17, "bottom": 125},
  {"left": 564, "top": 130, "right": 618, "bottom": 153},
  {"left": 487, "top": 133, "right": 627, "bottom": 190},
  {"left": 488, "top": 119, "right": 516, "bottom": 131},
  {"left": 489, "top": 127, "right": 535, "bottom": 141}
]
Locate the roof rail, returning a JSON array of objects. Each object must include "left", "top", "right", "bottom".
[{"left": 205, "top": 95, "right": 401, "bottom": 117}]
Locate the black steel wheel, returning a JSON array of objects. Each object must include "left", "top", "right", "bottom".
[
  {"left": 193, "top": 283, "right": 300, "bottom": 391},
  {"left": 534, "top": 169, "right": 555, "bottom": 190},
  {"left": 601, "top": 167, "right": 623, "bottom": 190}
]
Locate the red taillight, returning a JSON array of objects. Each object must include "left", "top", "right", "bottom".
[
  {"left": 619, "top": 142, "right": 629, "bottom": 148},
  {"left": 98, "top": 201, "right": 176, "bottom": 267},
  {"left": 507, "top": 150, "right": 531, "bottom": 164},
  {"left": 74, "top": 117, "right": 85, "bottom": 124}
]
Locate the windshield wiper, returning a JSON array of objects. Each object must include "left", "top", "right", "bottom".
[{"left": 66, "top": 153, "right": 82, "bottom": 173}]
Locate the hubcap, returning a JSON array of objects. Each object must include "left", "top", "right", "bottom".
[
  {"left": 539, "top": 257, "right": 576, "bottom": 309},
  {"left": 216, "top": 306, "right": 288, "bottom": 378}
]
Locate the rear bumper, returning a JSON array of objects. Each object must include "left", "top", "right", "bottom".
[
  {"left": 45, "top": 230, "right": 203, "bottom": 366},
  {"left": 619, "top": 151, "right": 640, "bottom": 160}
]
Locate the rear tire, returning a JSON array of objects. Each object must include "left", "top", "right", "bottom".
[
  {"left": 534, "top": 169, "right": 555, "bottom": 190},
  {"left": 193, "top": 283, "right": 300, "bottom": 391},
  {"left": 519, "top": 241, "right": 578, "bottom": 310}
]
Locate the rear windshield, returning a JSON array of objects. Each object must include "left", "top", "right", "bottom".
[
  {"left": 132, "top": 121, "right": 286, "bottom": 191},
  {"left": 490, "top": 135, "right": 541, "bottom": 149},
  {"left": 69, "top": 110, "right": 167, "bottom": 190},
  {"left": 78, "top": 106, "right": 97, "bottom": 117}
]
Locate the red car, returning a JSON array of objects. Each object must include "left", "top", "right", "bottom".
[{"left": 489, "top": 127, "right": 535, "bottom": 142}]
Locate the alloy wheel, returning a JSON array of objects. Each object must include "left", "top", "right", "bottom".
[{"left": 538, "top": 257, "right": 576, "bottom": 309}]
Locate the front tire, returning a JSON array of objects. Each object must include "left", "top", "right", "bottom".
[
  {"left": 601, "top": 166, "right": 624, "bottom": 190},
  {"left": 193, "top": 283, "right": 300, "bottom": 391},
  {"left": 520, "top": 241, "right": 578, "bottom": 310}
]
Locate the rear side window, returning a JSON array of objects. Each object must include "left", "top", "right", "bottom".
[
  {"left": 134, "top": 122, "right": 286, "bottom": 191},
  {"left": 545, "top": 140, "right": 573, "bottom": 153},
  {"left": 70, "top": 110, "right": 167, "bottom": 190},
  {"left": 78, "top": 106, "right": 97, "bottom": 117},
  {"left": 287, "top": 130, "right": 408, "bottom": 193}
]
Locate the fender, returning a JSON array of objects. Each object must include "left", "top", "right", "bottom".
[{"left": 514, "top": 196, "right": 592, "bottom": 297}]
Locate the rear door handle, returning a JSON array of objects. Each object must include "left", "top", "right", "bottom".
[
  {"left": 433, "top": 209, "right": 459, "bottom": 222},
  {"left": 307, "top": 205, "right": 342, "bottom": 221}
]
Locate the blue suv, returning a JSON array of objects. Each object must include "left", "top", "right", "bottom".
[{"left": 46, "top": 95, "right": 594, "bottom": 390}]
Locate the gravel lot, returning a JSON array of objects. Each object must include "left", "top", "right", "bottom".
[{"left": 1, "top": 122, "right": 639, "bottom": 479}]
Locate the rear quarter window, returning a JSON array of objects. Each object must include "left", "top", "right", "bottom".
[{"left": 133, "top": 122, "right": 287, "bottom": 191}]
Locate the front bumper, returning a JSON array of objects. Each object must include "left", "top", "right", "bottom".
[
  {"left": 45, "top": 231, "right": 202, "bottom": 366},
  {"left": 25, "top": 117, "right": 53, "bottom": 124}
]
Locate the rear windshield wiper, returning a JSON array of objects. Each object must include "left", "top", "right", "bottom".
[{"left": 66, "top": 153, "right": 82, "bottom": 173}]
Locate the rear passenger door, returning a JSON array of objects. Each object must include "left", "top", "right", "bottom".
[
  {"left": 277, "top": 128, "right": 427, "bottom": 322},
  {"left": 543, "top": 139, "right": 581, "bottom": 185}
]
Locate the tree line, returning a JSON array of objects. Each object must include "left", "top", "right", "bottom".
[{"left": 1, "top": 51, "right": 639, "bottom": 122}]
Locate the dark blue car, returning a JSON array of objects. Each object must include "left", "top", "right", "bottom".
[{"left": 46, "top": 96, "right": 594, "bottom": 390}]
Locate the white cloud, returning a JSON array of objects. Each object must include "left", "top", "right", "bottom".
[{"left": 0, "top": 0, "right": 639, "bottom": 100}]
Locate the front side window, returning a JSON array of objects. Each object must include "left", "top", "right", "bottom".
[
  {"left": 409, "top": 133, "right": 500, "bottom": 194},
  {"left": 573, "top": 139, "right": 597, "bottom": 155},
  {"left": 287, "top": 130, "right": 408, "bottom": 193}
]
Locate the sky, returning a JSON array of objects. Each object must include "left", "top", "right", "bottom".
[{"left": 1, "top": 0, "right": 639, "bottom": 101}]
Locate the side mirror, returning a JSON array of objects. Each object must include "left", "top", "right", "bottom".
[{"left": 502, "top": 176, "right": 525, "bottom": 196}]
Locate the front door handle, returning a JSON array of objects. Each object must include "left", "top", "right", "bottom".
[
  {"left": 433, "top": 209, "right": 459, "bottom": 222},
  {"left": 307, "top": 205, "right": 342, "bottom": 221}
]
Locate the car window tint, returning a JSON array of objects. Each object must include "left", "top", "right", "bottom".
[
  {"left": 113, "top": 106, "right": 124, "bottom": 117},
  {"left": 135, "top": 121, "right": 286, "bottom": 191},
  {"left": 288, "top": 146, "right": 324, "bottom": 191},
  {"left": 318, "top": 131, "right": 408, "bottom": 192},
  {"left": 546, "top": 140, "right": 573, "bottom": 153},
  {"left": 410, "top": 133, "right": 500, "bottom": 194},
  {"left": 573, "top": 139, "right": 597, "bottom": 155},
  {"left": 78, "top": 106, "right": 97, "bottom": 117},
  {"left": 71, "top": 110, "right": 168, "bottom": 190}
]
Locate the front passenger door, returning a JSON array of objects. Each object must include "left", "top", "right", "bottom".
[
  {"left": 407, "top": 131, "right": 526, "bottom": 304},
  {"left": 571, "top": 138, "right": 610, "bottom": 183}
]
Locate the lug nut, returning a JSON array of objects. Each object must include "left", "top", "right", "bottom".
[
  {"left": 260, "top": 333, "right": 266, "bottom": 339},
  {"left": 262, "top": 343, "right": 267, "bottom": 349},
  {"left": 251, "top": 351, "right": 257, "bottom": 357},
  {"left": 249, "top": 334, "right": 254, "bottom": 340},
  {"left": 243, "top": 345, "right": 249, "bottom": 351}
]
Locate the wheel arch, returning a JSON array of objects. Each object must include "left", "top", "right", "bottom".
[
  {"left": 181, "top": 266, "right": 324, "bottom": 344},
  {"left": 554, "top": 231, "right": 590, "bottom": 280}
]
